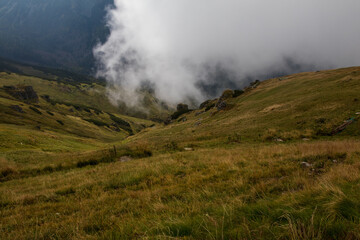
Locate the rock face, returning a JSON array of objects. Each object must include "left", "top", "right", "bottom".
[
  {"left": 219, "top": 89, "right": 234, "bottom": 100},
  {"left": 4, "top": 86, "right": 39, "bottom": 102},
  {"left": 177, "top": 103, "right": 189, "bottom": 112},
  {"left": 216, "top": 100, "right": 227, "bottom": 111},
  {"left": 171, "top": 103, "right": 191, "bottom": 120},
  {"left": 199, "top": 100, "right": 212, "bottom": 109},
  {"left": 215, "top": 89, "right": 233, "bottom": 111}
]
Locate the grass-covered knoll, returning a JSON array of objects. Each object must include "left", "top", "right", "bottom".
[{"left": 0, "top": 66, "right": 360, "bottom": 239}]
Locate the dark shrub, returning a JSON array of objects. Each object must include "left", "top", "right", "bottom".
[
  {"left": 84, "top": 119, "right": 109, "bottom": 127},
  {"left": 233, "top": 90, "right": 245, "bottom": 97},
  {"left": 0, "top": 167, "right": 17, "bottom": 179},
  {"left": 165, "top": 141, "right": 179, "bottom": 151},
  {"left": 76, "top": 159, "right": 99, "bottom": 168},
  {"left": 42, "top": 166, "right": 54, "bottom": 173},
  {"left": 29, "top": 106, "right": 42, "bottom": 114},
  {"left": 56, "top": 120, "right": 64, "bottom": 125},
  {"left": 205, "top": 103, "right": 215, "bottom": 111}
]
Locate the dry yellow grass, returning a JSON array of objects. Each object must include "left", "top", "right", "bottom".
[{"left": 1, "top": 139, "right": 360, "bottom": 239}]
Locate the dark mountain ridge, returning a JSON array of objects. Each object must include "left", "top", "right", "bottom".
[{"left": 0, "top": 0, "right": 113, "bottom": 73}]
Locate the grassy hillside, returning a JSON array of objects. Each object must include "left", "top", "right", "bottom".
[
  {"left": 0, "top": 71, "right": 156, "bottom": 172},
  {"left": 130, "top": 67, "right": 360, "bottom": 149},
  {"left": 1, "top": 67, "right": 360, "bottom": 239}
]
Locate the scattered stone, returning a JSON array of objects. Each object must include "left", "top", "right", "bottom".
[
  {"left": 302, "top": 138, "right": 310, "bottom": 141},
  {"left": 195, "top": 111, "right": 205, "bottom": 116},
  {"left": 119, "top": 156, "right": 132, "bottom": 162},
  {"left": 356, "top": 112, "right": 360, "bottom": 115},
  {"left": 194, "top": 121, "right": 202, "bottom": 127},
  {"left": 275, "top": 138, "right": 284, "bottom": 142},
  {"left": 184, "top": 148, "right": 194, "bottom": 151},
  {"left": 332, "top": 159, "right": 338, "bottom": 163},
  {"left": 216, "top": 100, "right": 227, "bottom": 111},
  {"left": 178, "top": 117, "right": 187, "bottom": 122},
  {"left": 301, "top": 162, "right": 312, "bottom": 168},
  {"left": 164, "top": 117, "right": 172, "bottom": 125},
  {"left": 332, "top": 117, "right": 356, "bottom": 135},
  {"left": 9, "top": 105, "right": 24, "bottom": 113}
]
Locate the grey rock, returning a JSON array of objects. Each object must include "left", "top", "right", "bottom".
[
  {"left": 119, "top": 156, "right": 132, "bottom": 162},
  {"left": 216, "top": 100, "right": 227, "bottom": 111},
  {"left": 300, "top": 162, "right": 312, "bottom": 168}
]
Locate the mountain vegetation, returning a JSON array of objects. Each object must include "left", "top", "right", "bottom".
[{"left": 1, "top": 66, "right": 360, "bottom": 239}]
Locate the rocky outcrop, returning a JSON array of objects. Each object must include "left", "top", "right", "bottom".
[
  {"left": 171, "top": 103, "right": 191, "bottom": 120},
  {"left": 3, "top": 85, "right": 39, "bottom": 103}
]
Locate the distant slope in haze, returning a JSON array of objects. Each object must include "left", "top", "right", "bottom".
[{"left": 0, "top": 0, "right": 113, "bottom": 73}]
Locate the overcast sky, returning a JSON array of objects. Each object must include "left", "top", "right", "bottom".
[{"left": 94, "top": 0, "right": 360, "bottom": 106}]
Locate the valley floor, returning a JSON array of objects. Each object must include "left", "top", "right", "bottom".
[{"left": 1, "top": 139, "right": 360, "bottom": 239}]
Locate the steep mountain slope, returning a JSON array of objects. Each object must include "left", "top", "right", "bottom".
[
  {"left": 1, "top": 66, "right": 360, "bottom": 239},
  {"left": 0, "top": 0, "right": 112, "bottom": 72}
]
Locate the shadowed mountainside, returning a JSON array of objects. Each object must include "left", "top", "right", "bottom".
[{"left": 0, "top": 0, "right": 113, "bottom": 73}]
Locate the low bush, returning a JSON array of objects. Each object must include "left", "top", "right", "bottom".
[
  {"left": 55, "top": 187, "right": 76, "bottom": 196},
  {"left": 76, "top": 159, "right": 99, "bottom": 168},
  {"left": 233, "top": 89, "right": 245, "bottom": 98},
  {"left": 0, "top": 167, "right": 17, "bottom": 179},
  {"left": 29, "top": 106, "right": 42, "bottom": 115},
  {"left": 84, "top": 119, "right": 109, "bottom": 127},
  {"left": 56, "top": 120, "right": 64, "bottom": 125},
  {"left": 227, "top": 133, "right": 242, "bottom": 143}
]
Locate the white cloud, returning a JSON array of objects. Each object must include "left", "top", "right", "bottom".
[{"left": 94, "top": 0, "right": 360, "bottom": 106}]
